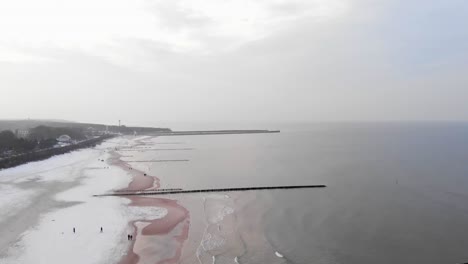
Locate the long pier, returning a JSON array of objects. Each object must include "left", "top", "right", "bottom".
[
  {"left": 153, "top": 130, "right": 280, "bottom": 136},
  {"left": 94, "top": 184, "right": 326, "bottom": 197},
  {"left": 122, "top": 159, "right": 190, "bottom": 163}
]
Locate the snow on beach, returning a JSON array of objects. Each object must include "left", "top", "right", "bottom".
[
  {"left": 0, "top": 148, "right": 100, "bottom": 227},
  {"left": 0, "top": 184, "right": 36, "bottom": 221},
  {"left": 0, "top": 137, "right": 168, "bottom": 264},
  {"left": 0, "top": 148, "right": 98, "bottom": 183}
]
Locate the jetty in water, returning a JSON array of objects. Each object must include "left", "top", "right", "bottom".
[
  {"left": 153, "top": 130, "right": 280, "bottom": 136},
  {"left": 94, "top": 184, "right": 326, "bottom": 197}
]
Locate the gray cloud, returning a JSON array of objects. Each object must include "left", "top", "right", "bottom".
[{"left": 1, "top": 0, "right": 468, "bottom": 126}]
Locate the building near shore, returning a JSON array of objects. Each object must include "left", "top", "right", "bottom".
[
  {"left": 55, "top": 134, "right": 72, "bottom": 147},
  {"left": 15, "top": 129, "right": 30, "bottom": 138},
  {"left": 57, "top": 135, "right": 71, "bottom": 142}
]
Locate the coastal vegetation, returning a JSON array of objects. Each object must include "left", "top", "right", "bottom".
[
  {"left": 28, "top": 125, "right": 86, "bottom": 141},
  {"left": 0, "top": 125, "right": 85, "bottom": 158},
  {"left": 0, "top": 119, "right": 172, "bottom": 169},
  {"left": 0, "top": 119, "right": 172, "bottom": 159},
  {"left": 0, "top": 130, "right": 37, "bottom": 154},
  {"left": 0, "top": 134, "right": 114, "bottom": 169}
]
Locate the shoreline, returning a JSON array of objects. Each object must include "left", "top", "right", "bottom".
[
  {"left": 110, "top": 136, "right": 190, "bottom": 264},
  {"left": 0, "top": 140, "right": 135, "bottom": 264}
]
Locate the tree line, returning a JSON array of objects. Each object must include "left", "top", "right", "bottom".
[
  {"left": 0, "top": 126, "right": 86, "bottom": 155},
  {"left": 0, "top": 130, "right": 37, "bottom": 152}
]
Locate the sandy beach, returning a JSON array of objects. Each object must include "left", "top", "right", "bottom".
[
  {"left": 111, "top": 137, "right": 191, "bottom": 264},
  {"left": 111, "top": 136, "right": 285, "bottom": 264},
  {"left": 0, "top": 136, "right": 193, "bottom": 264},
  {"left": 0, "top": 135, "right": 285, "bottom": 264}
]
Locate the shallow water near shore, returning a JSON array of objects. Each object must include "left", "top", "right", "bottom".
[
  {"left": 138, "top": 122, "right": 468, "bottom": 264},
  {"left": 2, "top": 123, "right": 468, "bottom": 264}
]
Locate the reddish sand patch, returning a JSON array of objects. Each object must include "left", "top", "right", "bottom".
[
  {"left": 158, "top": 220, "right": 190, "bottom": 264},
  {"left": 131, "top": 197, "right": 188, "bottom": 236},
  {"left": 127, "top": 172, "right": 157, "bottom": 191},
  {"left": 112, "top": 137, "right": 190, "bottom": 264},
  {"left": 109, "top": 150, "right": 160, "bottom": 191},
  {"left": 117, "top": 197, "right": 190, "bottom": 264}
]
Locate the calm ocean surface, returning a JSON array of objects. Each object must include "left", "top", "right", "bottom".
[{"left": 147, "top": 122, "right": 468, "bottom": 264}]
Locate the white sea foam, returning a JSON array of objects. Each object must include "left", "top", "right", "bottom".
[
  {"left": 126, "top": 206, "right": 168, "bottom": 221},
  {"left": 210, "top": 206, "right": 234, "bottom": 224},
  {"left": 201, "top": 233, "right": 226, "bottom": 251}
]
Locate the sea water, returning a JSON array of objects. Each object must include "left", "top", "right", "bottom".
[{"left": 138, "top": 122, "right": 468, "bottom": 264}]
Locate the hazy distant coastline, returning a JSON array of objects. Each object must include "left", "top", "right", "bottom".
[
  {"left": 154, "top": 129, "right": 280, "bottom": 136},
  {"left": 0, "top": 119, "right": 279, "bottom": 170}
]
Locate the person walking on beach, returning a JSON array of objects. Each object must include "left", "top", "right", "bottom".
[
  {"left": 100, "top": 227, "right": 103, "bottom": 233},
  {"left": 73, "top": 227, "right": 75, "bottom": 233},
  {"left": 127, "top": 234, "right": 130, "bottom": 240}
]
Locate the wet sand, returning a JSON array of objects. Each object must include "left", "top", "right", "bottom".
[
  {"left": 110, "top": 136, "right": 282, "bottom": 264},
  {"left": 110, "top": 151, "right": 160, "bottom": 191},
  {"left": 112, "top": 136, "right": 281, "bottom": 264},
  {"left": 111, "top": 137, "right": 190, "bottom": 264}
]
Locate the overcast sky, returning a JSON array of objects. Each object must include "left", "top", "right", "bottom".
[{"left": 0, "top": 0, "right": 467, "bottom": 127}]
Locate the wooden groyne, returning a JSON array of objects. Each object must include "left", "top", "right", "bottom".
[
  {"left": 94, "top": 184, "right": 326, "bottom": 197},
  {"left": 122, "top": 159, "right": 190, "bottom": 163},
  {"left": 114, "top": 188, "right": 183, "bottom": 193}
]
